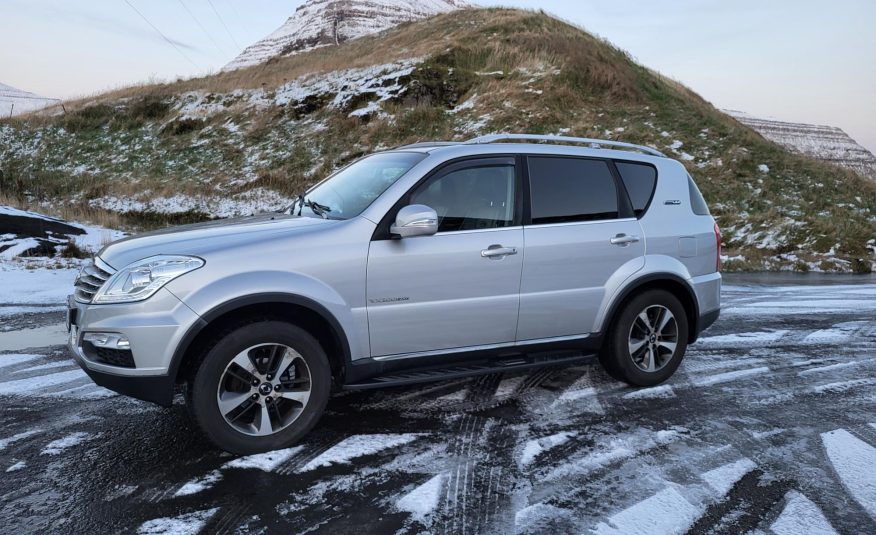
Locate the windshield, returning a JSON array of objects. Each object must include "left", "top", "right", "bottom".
[{"left": 295, "top": 152, "right": 426, "bottom": 219}]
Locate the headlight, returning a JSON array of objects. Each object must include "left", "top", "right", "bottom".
[{"left": 92, "top": 255, "right": 204, "bottom": 304}]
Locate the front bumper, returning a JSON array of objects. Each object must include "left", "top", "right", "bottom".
[
  {"left": 69, "top": 348, "right": 176, "bottom": 406},
  {"left": 67, "top": 288, "right": 202, "bottom": 406}
]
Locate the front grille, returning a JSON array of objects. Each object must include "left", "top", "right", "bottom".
[
  {"left": 81, "top": 341, "right": 135, "bottom": 368},
  {"left": 74, "top": 258, "right": 115, "bottom": 303}
]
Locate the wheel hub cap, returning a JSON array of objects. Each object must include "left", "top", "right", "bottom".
[{"left": 258, "top": 383, "right": 273, "bottom": 395}]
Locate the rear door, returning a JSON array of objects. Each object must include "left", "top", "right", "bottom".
[
  {"left": 366, "top": 157, "right": 525, "bottom": 357},
  {"left": 516, "top": 156, "right": 645, "bottom": 341}
]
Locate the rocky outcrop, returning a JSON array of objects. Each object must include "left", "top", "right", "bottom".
[
  {"left": 727, "top": 110, "right": 876, "bottom": 182},
  {"left": 224, "top": 0, "right": 470, "bottom": 70}
]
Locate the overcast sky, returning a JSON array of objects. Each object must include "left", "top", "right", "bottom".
[{"left": 1, "top": 0, "right": 874, "bottom": 152}]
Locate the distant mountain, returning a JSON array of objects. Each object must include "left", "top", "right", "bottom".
[
  {"left": 727, "top": 110, "right": 876, "bottom": 182},
  {"left": 0, "top": 83, "right": 60, "bottom": 117},
  {"left": 224, "top": 0, "right": 470, "bottom": 70}
]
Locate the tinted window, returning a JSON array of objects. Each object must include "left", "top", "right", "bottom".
[
  {"left": 616, "top": 162, "right": 657, "bottom": 215},
  {"left": 688, "top": 176, "right": 710, "bottom": 215},
  {"left": 528, "top": 157, "right": 618, "bottom": 224},
  {"left": 411, "top": 164, "right": 516, "bottom": 232}
]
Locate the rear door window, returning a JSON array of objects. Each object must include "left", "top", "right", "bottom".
[
  {"left": 616, "top": 162, "right": 657, "bottom": 216},
  {"left": 527, "top": 157, "right": 619, "bottom": 224}
]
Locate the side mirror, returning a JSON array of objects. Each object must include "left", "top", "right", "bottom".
[{"left": 390, "top": 204, "right": 438, "bottom": 238}]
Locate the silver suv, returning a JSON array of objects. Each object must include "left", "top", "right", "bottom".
[{"left": 67, "top": 134, "right": 721, "bottom": 453}]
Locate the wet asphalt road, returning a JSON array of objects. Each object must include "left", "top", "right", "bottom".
[{"left": 1, "top": 275, "right": 875, "bottom": 534}]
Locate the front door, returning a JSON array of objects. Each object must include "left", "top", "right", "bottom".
[{"left": 366, "top": 157, "right": 524, "bottom": 357}]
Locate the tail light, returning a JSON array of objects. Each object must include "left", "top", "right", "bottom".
[{"left": 714, "top": 222, "right": 722, "bottom": 272}]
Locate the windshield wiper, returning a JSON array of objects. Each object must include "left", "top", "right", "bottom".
[
  {"left": 304, "top": 199, "right": 332, "bottom": 219},
  {"left": 282, "top": 194, "right": 332, "bottom": 219}
]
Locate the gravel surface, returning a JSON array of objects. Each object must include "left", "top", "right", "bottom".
[{"left": 0, "top": 275, "right": 875, "bottom": 534}]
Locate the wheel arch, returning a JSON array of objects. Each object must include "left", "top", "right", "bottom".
[
  {"left": 170, "top": 293, "right": 352, "bottom": 386},
  {"left": 598, "top": 273, "right": 701, "bottom": 343}
]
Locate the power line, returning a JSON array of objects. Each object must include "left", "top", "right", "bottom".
[
  {"left": 177, "top": 0, "right": 228, "bottom": 56},
  {"left": 123, "top": 0, "right": 201, "bottom": 70},
  {"left": 205, "top": 0, "right": 241, "bottom": 50}
]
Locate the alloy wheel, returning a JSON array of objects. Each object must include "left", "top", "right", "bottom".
[
  {"left": 627, "top": 305, "right": 678, "bottom": 373},
  {"left": 216, "top": 343, "right": 312, "bottom": 436}
]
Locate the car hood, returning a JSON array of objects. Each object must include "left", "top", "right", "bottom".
[{"left": 97, "top": 213, "right": 333, "bottom": 269}]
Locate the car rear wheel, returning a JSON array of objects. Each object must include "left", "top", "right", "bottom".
[
  {"left": 187, "top": 320, "right": 331, "bottom": 454},
  {"left": 599, "top": 289, "right": 689, "bottom": 387}
]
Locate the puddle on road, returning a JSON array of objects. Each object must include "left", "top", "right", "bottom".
[{"left": 0, "top": 323, "right": 67, "bottom": 352}]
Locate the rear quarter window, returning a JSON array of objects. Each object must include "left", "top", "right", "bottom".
[
  {"left": 616, "top": 162, "right": 657, "bottom": 216},
  {"left": 688, "top": 176, "right": 711, "bottom": 215}
]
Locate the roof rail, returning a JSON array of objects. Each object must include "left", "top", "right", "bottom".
[
  {"left": 464, "top": 134, "right": 665, "bottom": 157},
  {"left": 396, "top": 141, "right": 460, "bottom": 149}
]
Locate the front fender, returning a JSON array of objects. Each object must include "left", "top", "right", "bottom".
[{"left": 166, "top": 270, "right": 367, "bottom": 361}]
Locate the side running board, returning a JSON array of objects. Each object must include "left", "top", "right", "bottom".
[{"left": 343, "top": 352, "right": 596, "bottom": 390}]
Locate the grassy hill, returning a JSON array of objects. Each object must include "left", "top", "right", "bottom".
[{"left": 1, "top": 8, "right": 874, "bottom": 272}]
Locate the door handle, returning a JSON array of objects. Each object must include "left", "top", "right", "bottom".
[
  {"left": 481, "top": 245, "right": 518, "bottom": 258},
  {"left": 610, "top": 234, "right": 640, "bottom": 246}
]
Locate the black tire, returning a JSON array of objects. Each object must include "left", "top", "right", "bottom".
[
  {"left": 598, "top": 289, "right": 689, "bottom": 387},
  {"left": 187, "top": 320, "right": 331, "bottom": 454}
]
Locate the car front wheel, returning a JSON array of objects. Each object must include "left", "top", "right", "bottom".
[
  {"left": 187, "top": 320, "right": 331, "bottom": 454},
  {"left": 599, "top": 289, "right": 689, "bottom": 387}
]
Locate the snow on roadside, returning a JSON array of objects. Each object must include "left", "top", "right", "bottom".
[
  {"left": 0, "top": 354, "right": 42, "bottom": 370},
  {"left": 820, "top": 429, "right": 876, "bottom": 518},
  {"left": 137, "top": 507, "right": 220, "bottom": 535},
  {"left": 0, "top": 264, "right": 79, "bottom": 304},
  {"left": 395, "top": 473, "right": 447, "bottom": 524},
  {"left": 300, "top": 433, "right": 424, "bottom": 472},
  {"left": 174, "top": 470, "right": 223, "bottom": 497},
  {"left": 691, "top": 367, "right": 770, "bottom": 387},
  {"left": 770, "top": 491, "right": 838, "bottom": 535},
  {"left": 0, "top": 429, "right": 41, "bottom": 450},
  {"left": 623, "top": 385, "right": 675, "bottom": 400},
  {"left": 519, "top": 431, "right": 575, "bottom": 468},
  {"left": 592, "top": 486, "right": 701, "bottom": 535},
  {"left": 700, "top": 458, "right": 756, "bottom": 495},
  {"left": 5, "top": 460, "right": 26, "bottom": 472},
  {"left": 223, "top": 445, "right": 304, "bottom": 472},
  {"left": 40, "top": 431, "right": 93, "bottom": 455}
]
